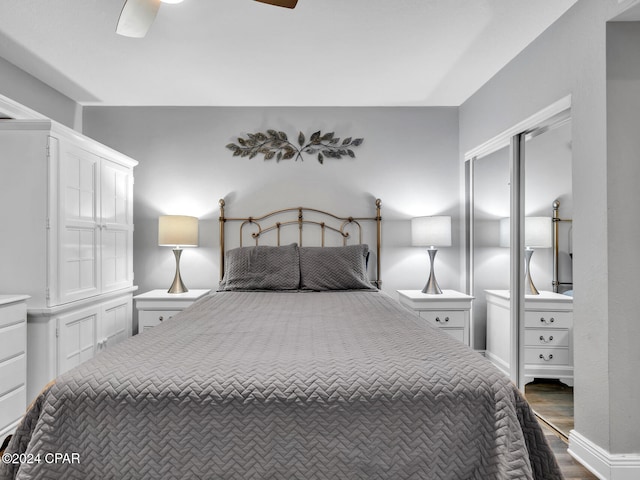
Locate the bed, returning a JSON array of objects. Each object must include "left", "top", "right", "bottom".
[{"left": 1, "top": 199, "right": 562, "bottom": 480}]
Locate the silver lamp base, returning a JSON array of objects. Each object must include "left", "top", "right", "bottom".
[
  {"left": 168, "top": 248, "right": 189, "bottom": 294},
  {"left": 524, "top": 248, "right": 539, "bottom": 295},
  {"left": 421, "top": 248, "right": 443, "bottom": 294}
]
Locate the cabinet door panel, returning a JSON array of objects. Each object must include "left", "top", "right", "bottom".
[
  {"left": 57, "top": 143, "right": 100, "bottom": 304},
  {"left": 98, "top": 297, "right": 132, "bottom": 350},
  {"left": 101, "top": 160, "right": 133, "bottom": 291},
  {"left": 60, "top": 226, "right": 98, "bottom": 300},
  {"left": 57, "top": 308, "right": 97, "bottom": 376},
  {"left": 61, "top": 144, "right": 98, "bottom": 224},
  {"left": 101, "top": 160, "right": 131, "bottom": 225},
  {"left": 101, "top": 228, "right": 130, "bottom": 292}
]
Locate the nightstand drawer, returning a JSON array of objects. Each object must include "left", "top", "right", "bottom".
[
  {"left": 139, "top": 310, "right": 180, "bottom": 331},
  {"left": 525, "top": 347, "right": 570, "bottom": 366},
  {"left": 397, "top": 290, "right": 472, "bottom": 346},
  {"left": 441, "top": 328, "right": 465, "bottom": 343},
  {"left": 134, "top": 289, "right": 211, "bottom": 335},
  {"left": 524, "top": 311, "right": 571, "bottom": 329},
  {"left": 0, "top": 322, "right": 26, "bottom": 362},
  {"left": 525, "top": 329, "right": 570, "bottom": 347},
  {"left": 0, "top": 386, "right": 26, "bottom": 433},
  {"left": 0, "top": 302, "right": 26, "bottom": 329},
  {"left": 0, "top": 354, "right": 26, "bottom": 396},
  {"left": 418, "top": 310, "right": 465, "bottom": 328}
]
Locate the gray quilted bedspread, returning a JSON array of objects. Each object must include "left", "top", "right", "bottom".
[{"left": 2, "top": 291, "right": 562, "bottom": 480}]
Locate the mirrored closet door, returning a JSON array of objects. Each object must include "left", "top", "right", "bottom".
[
  {"left": 466, "top": 100, "right": 574, "bottom": 439},
  {"left": 521, "top": 117, "right": 574, "bottom": 438},
  {"left": 468, "top": 145, "right": 512, "bottom": 367}
]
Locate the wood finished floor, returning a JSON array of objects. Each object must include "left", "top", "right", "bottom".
[
  {"left": 527, "top": 380, "right": 599, "bottom": 480},
  {"left": 526, "top": 379, "right": 574, "bottom": 438}
]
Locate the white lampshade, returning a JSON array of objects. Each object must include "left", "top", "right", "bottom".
[
  {"left": 525, "top": 216, "right": 552, "bottom": 248},
  {"left": 158, "top": 215, "right": 199, "bottom": 247},
  {"left": 411, "top": 216, "right": 452, "bottom": 248},
  {"left": 499, "top": 217, "right": 552, "bottom": 248},
  {"left": 160, "top": 0, "right": 184, "bottom": 3}
]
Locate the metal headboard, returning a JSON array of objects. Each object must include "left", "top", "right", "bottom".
[
  {"left": 552, "top": 199, "right": 573, "bottom": 293},
  {"left": 219, "top": 198, "right": 382, "bottom": 287}
]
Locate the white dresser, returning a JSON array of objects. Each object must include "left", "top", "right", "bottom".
[
  {"left": 0, "top": 295, "right": 29, "bottom": 440},
  {"left": 0, "top": 120, "right": 138, "bottom": 402},
  {"left": 485, "top": 290, "right": 573, "bottom": 386},
  {"left": 397, "top": 290, "right": 474, "bottom": 346},
  {"left": 134, "top": 290, "right": 211, "bottom": 333}
]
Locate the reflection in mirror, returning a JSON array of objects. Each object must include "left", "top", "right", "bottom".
[
  {"left": 466, "top": 102, "right": 574, "bottom": 439},
  {"left": 524, "top": 120, "right": 573, "bottom": 296},
  {"left": 471, "top": 145, "right": 511, "bottom": 351},
  {"left": 523, "top": 119, "right": 574, "bottom": 439}
]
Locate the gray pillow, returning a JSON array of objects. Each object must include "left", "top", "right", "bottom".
[
  {"left": 218, "top": 244, "right": 300, "bottom": 291},
  {"left": 299, "top": 244, "right": 375, "bottom": 291}
]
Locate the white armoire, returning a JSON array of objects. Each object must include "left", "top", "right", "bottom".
[{"left": 0, "top": 119, "right": 137, "bottom": 402}]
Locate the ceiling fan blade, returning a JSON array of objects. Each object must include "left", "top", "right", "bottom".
[
  {"left": 116, "top": 0, "right": 161, "bottom": 38},
  {"left": 255, "top": 0, "right": 298, "bottom": 9}
]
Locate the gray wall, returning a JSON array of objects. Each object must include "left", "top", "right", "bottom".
[
  {"left": 606, "top": 20, "right": 640, "bottom": 454},
  {"left": 460, "top": 0, "right": 639, "bottom": 456},
  {"left": 0, "top": 56, "right": 79, "bottom": 129},
  {"left": 83, "top": 106, "right": 462, "bottom": 304}
]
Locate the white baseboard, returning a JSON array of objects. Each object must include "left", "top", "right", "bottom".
[{"left": 569, "top": 430, "right": 640, "bottom": 480}]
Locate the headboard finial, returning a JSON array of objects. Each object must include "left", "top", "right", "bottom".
[{"left": 219, "top": 199, "right": 226, "bottom": 208}]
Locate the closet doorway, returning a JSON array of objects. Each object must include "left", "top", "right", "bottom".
[{"left": 466, "top": 97, "right": 574, "bottom": 439}]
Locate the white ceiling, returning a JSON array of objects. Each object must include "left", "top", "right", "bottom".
[{"left": 0, "top": 0, "right": 578, "bottom": 107}]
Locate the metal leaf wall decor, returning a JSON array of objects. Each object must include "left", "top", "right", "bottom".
[{"left": 226, "top": 130, "right": 364, "bottom": 164}]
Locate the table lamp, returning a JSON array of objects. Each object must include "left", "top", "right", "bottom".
[
  {"left": 499, "top": 216, "right": 552, "bottom": 294},
  {"left": 158, "top": 215, "right": 198, "bottom": 293},
  {"left": 411, "top": 216, "right": 451, "bottom": 294}
]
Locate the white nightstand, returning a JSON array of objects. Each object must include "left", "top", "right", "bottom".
[
  {"left": 397, "top": 290, "right": 474, "bottom": 345},
  {"left": 485, "top": 290, "right": 573, "bottom": 386},
  {"left": 0, "top": 295, "right": 29, "bottom": 439},
  {"left": 134, "top": 289, "right": 211, "bottom": 333}
]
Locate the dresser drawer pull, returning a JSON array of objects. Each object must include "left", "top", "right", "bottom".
[
  {"left": 539, "top": 335, "right": 554, "bottom": 344},
  {"left": 539, "top": 353, "right": 554, "bottom": 361},
  {"left": 159, "top": 316, "right": 164, "bottom": 322},
  {"left": 539, "top": 317, "right": 555, "bottom": 324},
  {"left": 435, "top": 316, "right": 449, "bottom": 323}
]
